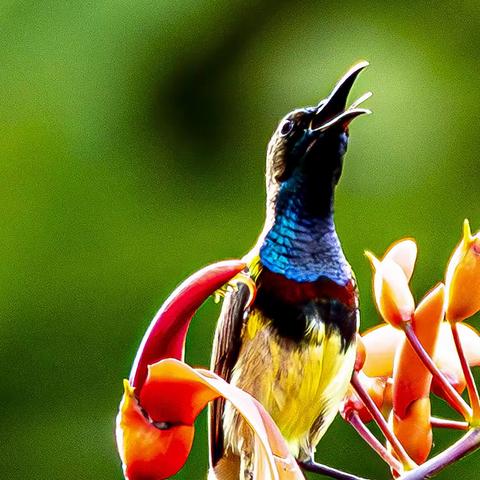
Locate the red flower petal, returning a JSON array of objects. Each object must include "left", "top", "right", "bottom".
[
  {"left": 129, "top": 260, "right": 246, "bottom": 389},
  {"left": 116, "top": 379, "right": 195, "bottom": 480}
]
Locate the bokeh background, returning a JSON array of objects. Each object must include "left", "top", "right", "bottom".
[{"left": 1, "top": 1, "right": 480, "bottom": 479}]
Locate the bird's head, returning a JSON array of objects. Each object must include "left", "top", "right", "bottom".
[{"left": 265, "top": 61, "right": 371, "bottom": 217}]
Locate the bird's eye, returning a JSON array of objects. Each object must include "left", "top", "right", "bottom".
[{"left": 280, "top": 119, "right": 294, "bottom": 136}]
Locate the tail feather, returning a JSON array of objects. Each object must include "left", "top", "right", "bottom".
[{"left": 208, "top": 454, "right": 240, "bottom": 480}]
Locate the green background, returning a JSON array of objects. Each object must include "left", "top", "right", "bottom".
[{"left": 1, "top": 1, "right": 479, "bottom": 479}]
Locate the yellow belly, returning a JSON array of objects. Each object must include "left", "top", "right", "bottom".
[{"left": 224, "top": 310, "right": 356, "bottom": 458}]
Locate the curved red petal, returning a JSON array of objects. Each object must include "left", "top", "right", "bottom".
[{"left": 129, "top": 260, "right": 246, "bottom": 389}]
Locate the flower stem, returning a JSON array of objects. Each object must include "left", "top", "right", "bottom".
[
  {"left": 298, "top": 460, "right": 370, "bottom": 480},
  {"left": 347, "top": 412, "right": 403, "bottom": 472},
  {"left": 450, "top": 321, "right": 480, "bottom": 422},
  {"left": 403, "top": 321, "right": 472, "bottom": 420},
  {"left": 399, "top": 428, "right": 480, "bottom": 480},
  {"left": 430, "top": 416, "right": 469, "bottom": 431},
  {"left": 351, "top": 372, "right": 415, "bottom": 469}
]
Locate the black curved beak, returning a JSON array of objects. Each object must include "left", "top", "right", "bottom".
[{"left": 310, "top": 61, "right": 372, "bottom": 131}]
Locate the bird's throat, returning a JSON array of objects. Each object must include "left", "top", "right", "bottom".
[{"left": 259, "top": 181, "right": 350, "bottom": 284}]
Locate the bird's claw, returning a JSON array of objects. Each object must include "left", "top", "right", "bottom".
[{"left": 213, "top": 270, "right": 256, "bottom": 309}]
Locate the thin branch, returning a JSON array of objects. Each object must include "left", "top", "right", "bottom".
[
  {"left": 430, "top": 417, "right": 469, "bottom": 431},
  {"left": 347, "top": 412, "right": 403, "bottom": 472},
  {"left": 399, "top": 428, "right": 480, "bottom": 480},
  {"left": 450, "top": 321, "right": 480, "bottom": 420},
  {"left": 351, "top": 373, "right": 415, "bottom": 469},
  {"left": 298, "top": 460, "right": 370, "bottom": 480},
  {"left": 403, "top": 322, "right": 472, "bottom": 420}
]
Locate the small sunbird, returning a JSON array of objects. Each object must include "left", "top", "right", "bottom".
[{"left": 210, "top": 62, "right": 371, "bottom": 479}]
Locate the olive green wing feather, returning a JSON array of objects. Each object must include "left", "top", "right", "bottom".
[{"left": 209, "top": 282, "right": 251, "bottom": 467}]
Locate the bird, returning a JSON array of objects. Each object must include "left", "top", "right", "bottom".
[{"left": 209, "top": 62, "right": 371, "bottom": 480}]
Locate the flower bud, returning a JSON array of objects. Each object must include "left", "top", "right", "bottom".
[
  {"left": 445, "top": 219, "right": 480, "bottom": 322},
  {"left": 366, "top": 251, "right": 415, "bottom": 328},
  {"left": 391, "top": 397, "right": 432, "bottom": 465},
  {"left": 392, "top": 284, "right": 444, "bottom": 419},
  {"left": 340, "top": 374, "right": 389, "bottom": 423}
]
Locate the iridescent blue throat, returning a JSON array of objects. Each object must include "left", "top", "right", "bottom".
[{"left": 259, "top": 178, "right": 350, "bottom": 284}]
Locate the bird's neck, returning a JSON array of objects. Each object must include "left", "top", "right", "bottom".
[{"left": 259, "top": 177, "right": 350, "bottom": 284}]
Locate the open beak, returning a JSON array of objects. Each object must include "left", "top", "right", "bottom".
[{"left": 310, "top": 61, "right": 372, "bottom": 131}]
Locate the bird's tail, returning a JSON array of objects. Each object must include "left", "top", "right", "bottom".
[{"left": 208, "top": 454, "right": 240, "bottom": 480}]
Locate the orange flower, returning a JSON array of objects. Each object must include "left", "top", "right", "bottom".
[
  {"left": 341, "top": 374, "right": 391, "bottom": 423},
  {"left": 340, "top": 336, "right": 391, "bottom": 424},
  {"left": 432, "top": 322, "right": 480, "bottom": 396},
  {"left": 350, "top": 285, "right": 445, "bottom": 465},
  {"left": 362, "top": 322, "right": 480, "bottom": 398},
  {"left": 392, "top": 284, "right": 445, "bottom": 420},
  {"left": 116, "top": 260, "right": 245, "bottom": 479},
  {"left": 366, "top": 239, "right": 416, "bottom": 328},
  {"left": 390, "top": 284, "right": 445, "bottom": 464},
  {"left": 118, "top": 360, "right": 304, "bottom": 480},
  {"left": 390, "top": 398, "right": 432, "bottom": 467},
  {"left": 445, "top": 220, "right": 480, "bottom": 322},
  {"left": 362, "top": 324, "right": 403, "bottom": 378},
  {"left": 361, "top": 322, "right": 480, "bottom": 393},
  {"left": 115, "top": 259, "right": 303, "bottom": 480},
  {"left": 117, "top": 377, "right": 196, "bottom": 480}
]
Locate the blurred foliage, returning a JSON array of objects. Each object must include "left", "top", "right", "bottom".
[{"left": 1, "top": 1, "right": 479, "bottom": 479}]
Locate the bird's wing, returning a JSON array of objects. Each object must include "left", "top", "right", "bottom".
[{"left": 209, "top": 281, "right": 251, "bottom": 467}]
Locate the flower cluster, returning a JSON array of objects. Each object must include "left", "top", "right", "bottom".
[{"left": 341, "top": 220, "right": 480, "bottom": 477}]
